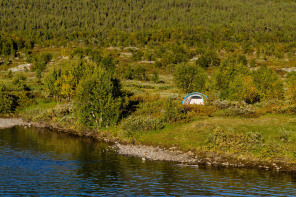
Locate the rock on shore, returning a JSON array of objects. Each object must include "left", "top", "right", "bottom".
[
  {"left": 115, "top": 143, "right": 197, "bottom": 163},
  {"left": 0, "top": 118, "right": 28, "bottom": 129}
]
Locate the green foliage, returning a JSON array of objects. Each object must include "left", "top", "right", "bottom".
[
  {"left": 12, "top": 73, "right": 27, "bottom": 88},
  {"left": 237, "top": 54, "right": 248, "bottom": 66},
  {"left": 45, "top": 68, "right": 62, "bottom": 96},
  {"left": 228, "top": 75, "right": 260, "bottom": 104},
  {"left": 89, "top": 50, "right": 102, "bottom": 65},
  {"left": 151, "top": 70, "right": 159, "bottom": 83},
  {"left": 163, "top": 97, "right": 185, "bottom": 123},
  {"left": 134, "top": 65, "right": 148, "bottom": 81},
  {"left": 0, "top": 83, "right": 15, "bottom": 113},
  {"left": 74, "top": 67, "right": 125, "bottom": 128},
  {"left": 287, "top": 71, "right": 296, "bottom": 103},
  {"left": 208, "top": 127, "right": 263, "bottom": 153},
  {"left": 30, "top": 53, "right": 53, "bottom": 72},
  {"left": 100, "top": 54, "right": 116, "bottom": 73},
  {"left": 250, "top": 59, "right": 256, "bottom": 67},
  {"left": 214, "top": 57, "right": 249, "bottom": 99},
  {"left": 123, "top": 65, "right": 134, "bottom": 80},
  {"left": 196, "top": 50, "right": 220, "bottom": 68},
  {"left": 143, "top": 50, "right": 155, "bottom": 61},
  {"left": 215, "top": 59, "right": 283, "bottom": 103},
  {"left": 7, "top": 70, "right": 13, "bottom": 79},
  {"left": 252, "top": 66, "right": 284, "bottom": 100},
  {"left": 174, "top": 63, "right": 208, "bottom": 93},
  {"left": 132, "top": 50, "right": 144, "bottom": 61},
  {"left": 35, "top": 69, "right": 42, "bottom": 82},
  {"left": 0, "top": 0, "right": 296, "bottom": 56},
  {"left": 45, "top": 59, "right": 96, "bottom": 98},
  {"left": 121, "top": 115, "right": 164, "bottom": 137}
]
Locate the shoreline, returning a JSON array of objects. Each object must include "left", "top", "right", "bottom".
[
  {"left": 0, "top": 118, "right": 199, "bottom": 164},
  {"left": 1, "top": 118, "right": 296, "bottom": 172}
]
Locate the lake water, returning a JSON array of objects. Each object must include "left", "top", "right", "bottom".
[{"left": 1, "top": 126, "right": 296, "bottom": 196}]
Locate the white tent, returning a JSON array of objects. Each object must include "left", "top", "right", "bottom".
[{"left": 182, "top": 92, "right": 208, "bottom": 105}]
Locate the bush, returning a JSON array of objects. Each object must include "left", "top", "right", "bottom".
[
  {"left": 208, "top": 127, "right": 262, "bottom": 153},
  {"left": 30, "top": 53, "right": 53, "bottom": 71},
  {"left": 134, "top": 65, "right": 148, "bottom": 81},
  {"left": 228, "top": 75, "right": 261, "bottom": 104},
  {"left": 12, "top": 73, "right": 27, "bottom": 90},
  {"left": 182, "top": 104, "right": 216, "bottom": 116},
  {"left": 74, "top": 67, "right": 125, "bottom": 128},
  {"left": 132, "top": 50, "right": 144, "bottom": 61},
  {"left": 213, "top": 59, "right": 249, "bottom": 99},
  {"left": 212, "top": 101, "right": 260, "bottom": 118},
  {"left": 174, "top": 63, "right": 208, "bottom": 93},
  {"left": 121, "top": 115, "right": 164, "bottom": 137},
  {"left": 0, "top": 84, "right": 15, "bottom": 113},
  {"left": 45, "top": 59, "right": 96, "bottom": 98},
  {"left": 196, "top": 50, "right": 220, "bottom": 68},
  {"left": 163, "top": 97, "right": 185, "bottom": 123},
  {"left": 151, "top": 69, "right": 159, "bottom": 83},
  {"left": 252, "top": 66, "right": 284, "bottom": 100},
  {"left": 287, "top": 71, "right": 296, "bottom": 103}
]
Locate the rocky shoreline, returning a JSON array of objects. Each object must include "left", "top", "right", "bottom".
[
  {"left": 0, "top": 118, "right": 199, "bottom": 164},
  {"left": 0, "top": 118, "right": 29, "bottom": 129},
  {"left": 115, "top": 143, "right": 198, "bottom": 163},
  {"left": 1, "top": 118, "right": 296, "bottom": 172}
]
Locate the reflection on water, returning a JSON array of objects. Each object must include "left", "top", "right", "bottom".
[{"left": 1, "top": 126, "right": 296, "bottom": 196}]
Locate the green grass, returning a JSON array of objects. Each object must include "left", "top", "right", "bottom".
[{"left": 135, "top": 114, "right": 296, "bottom": 163}]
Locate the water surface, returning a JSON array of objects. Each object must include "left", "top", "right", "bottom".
[{"left": 1, "top": 126, "right": 296, "bottom": 196}]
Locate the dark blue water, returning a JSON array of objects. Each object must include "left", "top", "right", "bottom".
[{"left": 1, "top": 126, "right": 296, "bottom": 196}]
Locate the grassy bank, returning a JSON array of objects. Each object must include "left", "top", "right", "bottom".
[
  {"left": 15, "top": 102, "right": 296, "bottom": 171},
  {"left": 12, "top": 84, "right": 296, "bottom": 171}
]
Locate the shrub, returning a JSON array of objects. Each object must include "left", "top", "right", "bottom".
[
  {"left": 74, "top": 67, "right": 125, "bottom": 128},
  {"left": 252, "top": 66, "right": 284, "bottom": 100},
  {"left": 151, "top": 69, "right": 159, "bottom": 83},
  {"left": 174, "top": 63, "right": 208, "bottom": 93},
  {"left": 132, "top": 50, "right": 144, "bottom": 61},
  {"left": 134, "top": 65, "right": 148, "bottom": 81},
  {"left": 182, "top": 104, "right": 216, "bottom": 116},
  {"left": 45, "top": 59, "right": 96, "bottom": 98},
  {"left": 208, "top": 127, "right": 262, "bottom": 153},
  {"left": 12, "top": 73, "right": 27, "bottom": 89},
  {"left": 196, "top": 50, "right": 220, "bottom": 68},
  {"left": 121, "top": 115, "right": 164, "bottom": 137},
  {"left": 212, "top": 101, "right": 260, "bottom": 118},
  {"left": 287, "top": 71, "right": 296, "bottom": 103},
  {"left": 123, "top": 65, "right": 134, "bottom": 80},
  {"left": 250, "top": 59, "right": 256, "bottom": 67},
  {"left": 213, "top": 61, "right": 248, "bottom": 99},
  {"left": 0, "top": 84, "right": 15, "bottom": 113},
  {"left": 163, "top": 97, "right": 185, "bottom": 123},
  {"left": 228, "top": 75, "right": 261, "bottom": 104},
  {"left": 237, "top": 54, "right": 248, "bottom": 66},
  {"left": 30, "top": 53, "right": 53, "bottom": 71}
]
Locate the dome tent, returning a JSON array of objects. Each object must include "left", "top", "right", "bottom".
[{"left": 182, "top": 92, "right": 208, "bottom": 105}]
